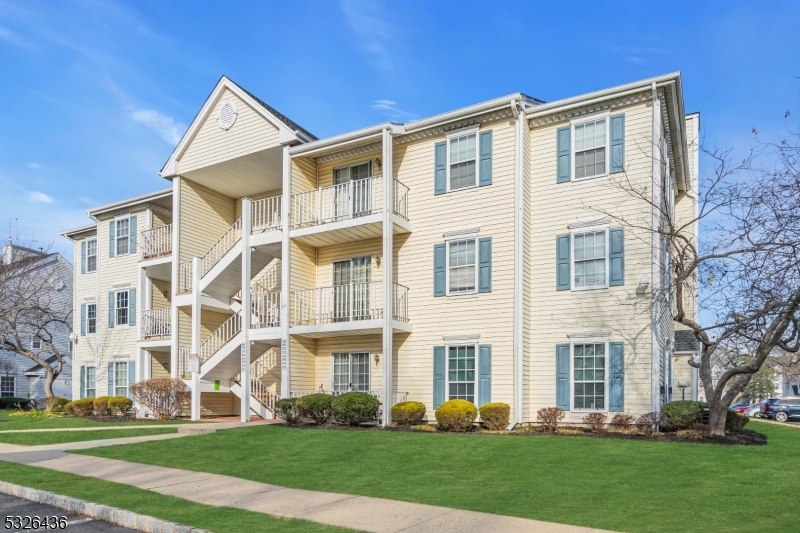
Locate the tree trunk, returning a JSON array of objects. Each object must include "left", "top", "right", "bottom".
[
  {"left": 43, "top": 367, "right": 56, "bottom": 398},
  {"left": 708, "top": 401, "right": 728, "bottom": 436}
]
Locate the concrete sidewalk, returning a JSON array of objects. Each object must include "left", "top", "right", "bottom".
[
  {"left": 0, "top": 441, "right": 618, "bottom": 533},
  {"left": 0, "top": 420, "right": 278, "bottom": 434}
]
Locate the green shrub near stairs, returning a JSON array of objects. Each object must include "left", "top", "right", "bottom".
[
  {"left": 331, "top": 392, "right": 380, "bottom": 426},
  {"left": 275, "top": 398, "right": 301, "bottom": 425},
  {"left": 296, "top": 393, "right": 335, "bottom": 424}
]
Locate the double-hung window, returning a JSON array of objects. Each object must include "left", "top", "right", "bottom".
[
  {"left": 85, "top": 366, "right": 96, "bottom": 398},
  {"left": 331, "top": 352, "right": 370, "bottom": 392},
  {"left": 31, "top": 336, "right": 42, "bottom": 350},
  {"left": 86, "top": 239, "right": 97, "bottom": 272},
  {"left": 448, "top": 131, "right": 477, "bottom": 191},
  {"left": 573, "top": 231, "right": 607, "bottom": 289},
  {"left": 87, "top": 303, "right": 97, "bottom": 334},
  {"left": 573, "top": 343, "right": 606, "bottom": 410},
  {"left": 113, "top": 361, "right": 128, "bottom": 397},
  {"left": 574, "top": 118, "right": 607, "bottom": 179},
  {"left": 448, "top": 239, "right": 476, "bottom": 294},
  {"left": 0, "top": 376, "right": 14, "bottom": 398},
  {"left": 116, "top": 218, "right": 130, "bottom": 256},
  {"left": 447, "top": 345, "right": 476, "bottom": 403},
  {"left": 116, "top": 291, "right": 129, "bottom": 326}
]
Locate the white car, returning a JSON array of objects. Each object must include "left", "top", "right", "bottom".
[{"left": 744, "top": 403, "right": 765, "bottom": 417}]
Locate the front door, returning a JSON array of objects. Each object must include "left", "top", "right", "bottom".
[
  {"left": 333, "top": 161, "right": 372, "bottom": 221},
  {"left": 332, "top": 257, "right": 371, "bottom": 322}
]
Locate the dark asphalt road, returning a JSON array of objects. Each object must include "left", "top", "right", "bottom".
[{"left": 0, "top": 493, "right": 134, "bottom": 532}]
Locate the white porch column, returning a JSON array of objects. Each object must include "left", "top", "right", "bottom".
[
  {"left": 137, "top": 265, "right": 147, "bottom": 344},
  {"left": 381, "top": 128, "right": 394, "bottom": 427},
  {"left": 280, "top": 145, "right": 291, "bottom": 399},
  {"left": 170, "top": 177, "right": 181, "bottom": 379},
  {"left": 190, "top": 257, "right": 201, "bottom": 421},
  {"left": 240, "top": 198, "right": 252, "bottom": 422}
]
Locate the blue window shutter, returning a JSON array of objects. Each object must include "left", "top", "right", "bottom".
[
  {"left": 433, "top": 243, "right": 446, "bottom": 296},
  {"left": 610, "top": 114, "right": 625, "bottom": 173},
  {"left": 433, "top": 346, "right": 445, "bottom": 408},
  {"left": 108, "top": 221, "right": 115, "bottom": 257},
  {"left": 609, "top": 342, "right": 625, "bottom": 412},
  {"left": 108, "top": 362, "right": 114, "bottom": 396},
  {"left": 129, "top": 288, "right": 137, "bottom": 326},
  {"left": 556, "top": 234, "right": 571, "bottom": 291},
  {"left": 478, "top": 237, "right": 492, "bottom": 293},
  {"left": 556, "top": 344, "right": 570, "bottom": 410},
  {"left": 80, "top": 241, "right": 86, "bottom": 274},
  {"left": 128, "top": 361, "right": 136, "bottom": 399},
  {"left": 434, "top": 141, "right": 447, "bottom": 195},
  {"left": 478, "top": 345, "right": 492, "bottom": 407},
  {"left": 80, "top": 304, "right": 86, "bottom": 336},
  {"left": 479, "top": 130, "right": 492, "bottom": 186},
  {"left": 609, "top": 227, "right": 625, "bottom": 286},
  {"left": 557, "top": 126, "right": 571, "bottom": 183},
  {"left": 79, "top": 366, "right": 86, "bottom": 399},
  {"left": 129, "top": 216, "right": 137, "bottom": 255},
  {"left": 108, "top": 292, "right": 115, "bottom": 328}
]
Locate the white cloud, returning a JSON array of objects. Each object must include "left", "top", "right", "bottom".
[
  {"left": 28, "top": 162, "right": 41, "bottom": 170},
  {"left": 28, "top": 191, "right": 53, "bottom": 203},
  {"left": 129, "top": 107, "right": 186, "bottom": 146},
  {"left": 339, "top": 0, "right": 394, "bottom": 71},
  {"left": 371, "top": 99, "right": 416, "bottom": 119}
]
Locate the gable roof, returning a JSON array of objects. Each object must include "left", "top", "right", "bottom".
[{"left": 675, "top": 330, "right": 701, "bottom": 353}]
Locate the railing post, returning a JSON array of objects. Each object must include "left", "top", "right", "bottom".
[
  {"left": 190, "top": 256, "right": 201, "bottom": 421},
  {"left": 381, "top": 127, "right": 394, "bottom": 427},
  {"left": 241, "top": 198, "right": 252, "bottom": 422}
]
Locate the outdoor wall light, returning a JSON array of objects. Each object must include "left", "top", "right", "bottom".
[
  {"left": 636, "top": 275, "right": 650, "bottom": 295},
  {"left": 68, "top": 332, "right": 78, "bottom": 345},
  {"left": 374, "top": 352, "right": 380, "bottom": 364}
]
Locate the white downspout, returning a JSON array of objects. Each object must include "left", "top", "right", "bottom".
[{"left": 510, "top": 99, "right": 524, "bottom": 429}]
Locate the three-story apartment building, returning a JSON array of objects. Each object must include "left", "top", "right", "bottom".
[{"left": 64, "top": 72, "right": 698, "bottom": 425}]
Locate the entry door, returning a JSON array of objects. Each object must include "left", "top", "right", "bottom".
[
  {"left": 332, "top": 257, "right": 371, "bottom": 322},
  {"left": 333, "top": 161, "right": 372, "bottom": 220}
]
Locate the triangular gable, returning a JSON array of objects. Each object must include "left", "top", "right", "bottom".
[{"left": 160, "top": 77, "right": 310, "bottom": 178}]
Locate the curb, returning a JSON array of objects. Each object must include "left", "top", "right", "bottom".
[{"left": 0, "top": 481, "right": 211, "bottom": 533}]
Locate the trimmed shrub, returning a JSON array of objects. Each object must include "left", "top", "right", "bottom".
[
  {"left": 636, "top": 411, "right": 664, "bottom": 436},
  {"left": 275, "top": 398, "right": 301, "bottom": 425},
  {"left": 726, "top": 410, "right": 749, "bottom": 431},
  {"left": 65, "top": 398, "right": 96, "bottom": 417},
  {"left": 108, "top": 396, "right": 133, "bottom": 415},
  {"left": 391, "top": 401, "right": 427, "bottom": 426},
  {"left": 661, "top": 400, "right": 704, "bottom": 430},
  {"left": 331, "top": 392, "right": 380, "bottom": 426},
  {"left": 0, "top": 397, "right": 33, "bottom": 410},
  {"left": 8, "top": 409, "right": 52, "bottom": 418},
  {"left": 296, "top": 393, "right": 335, "bottom": 425},
  {"left": 480, "top": 403, "right": 511, "bottom": 431},
  {"left": 93, "top": 396, "right": 111, "bottom": 416},
  {"left": 130, "top": 378, "right": 188, "bottom": 420},
  {"left": 435, "top": 399, "right": 478, "bottom": 432},
  {"left": 45, "top": 396, "right": 69, "bottom": 413},
  {"left": 582, "top": 412, "right": 607, "bottom": 432},
  {"left": 609, "top": 413, "right": 635, "bottom": 430},
  {"left": 537, "top": 407, "right": 565, "bottom": 433}
]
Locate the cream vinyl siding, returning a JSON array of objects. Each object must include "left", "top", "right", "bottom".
[
  {"left": 150, "top": 279, "right": 171, "bottom": 309},
  {"left": 152, "top": 210, "right": 171, "bottom": 228},
  {"left": 178, "top": 308, "right": 191, "bottom": 349},
  {"left": 316, "top": 151, "right": 382, "bottom": 189},
  {"left": 201, "top": 311, "right": 232, "bottom": 343},
  {"left": 528, "top": 100, "right": 655, "bottom": 420},
  {"left": 179, "top": 89, "right": 280, "bottom": 173},
  {"left": 178, "top": 177, "right": 236, "bottom": 262},
  {"left": 315, "top": 238, "right": 382, "bottom": 287},
  {"left": 673, "top": 114, "right": 699, "bottom": 329},
  {"left": 289, "top": 239, "right": 317, "bottom": 390},
  {"left": 290, "top": 336, "right": 316, "bottom": 390},
  {"left": 393, "top": 118, "right": 517, "bottom": 417},
  {"left": 673, "top": 354, "right": 695, "bottom": 400},
  {"left": 315, "top": 335, "right": 383, "bottom": 391},
  {"left": 291, "top": 157, "right": 317, "bottom": 194},
  {"left": 150, "top": 352, "right": 170, "bottom": 378},
  {"left": 72, "top": 232, "right": 98, "bottom": 399},
  {"left": 199, "top": 392, "right": 236, "bottom": 416},
  {"left": 521, "top": 116, "right": 533, "bottom": 421},
  {"left": 253, "top": 348, "right": 281, "bottom": 396}
]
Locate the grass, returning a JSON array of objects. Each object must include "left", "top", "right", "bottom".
[
  {"left": 0, "top": 410, "right": 196, "bottom": 431},
  {"left": 73, "top": 421, "right": 800, "bottom": 533},
  {"left": 0, "top": 427, "right": 178, "bottom": 446},
  {"left": 0, "top": 462, "right": 358, "bottom": 533}
]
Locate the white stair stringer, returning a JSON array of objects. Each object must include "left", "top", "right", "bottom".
[{"left": 230, "top": 380, "right": 275, "bottom": 419}]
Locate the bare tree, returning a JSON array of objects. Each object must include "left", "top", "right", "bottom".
[
  {"left": 0, "top": 242, "right": 72, "bottom": 398},
  {"left": 589, "top": 114, "right": 800, "bottom": 435}
]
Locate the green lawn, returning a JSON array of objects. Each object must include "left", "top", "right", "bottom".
[
  {"left": 0, "top": 410, "right": 196, "bottom": 431},
  {"left": 0, "top": 462, "right": 357, "bottom": 533},
  {"left": 73, "top": 421, "right": 799, "bottom": 533},
  {"left": 0, "top": 427, "right": 178, "bottom": 446}
]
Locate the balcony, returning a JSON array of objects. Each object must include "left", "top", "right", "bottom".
[
  {"left": 290, "top": 176, "right": 411, "bottom": 246},
  {"left": 290, "top": 282, "right": 410, "bottom": 337},
  {"left": 252, "top": 195, "right": 282, "bottom": 233},
  {"left": 142, "top": 307, "right": 171, "bottom": 338},
  {"left": 141, "top": 224, "right": 172, "bottom": 260}
]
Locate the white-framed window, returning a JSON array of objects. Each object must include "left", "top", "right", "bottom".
[
  {"left": 0, "top": 376, "right": 15, "bottom": 397},
  {"left": 572, "top": 342, "right": 607, "bottom": 411},
  {"left": 116, "top": 290, "right": 129, "bottom": 326},
  {"left": 447, "top": 345, "right": 476, "bottom": 403},
  {"left": 30, "top": 336, "right": 42, "bottom": 350},
  {"left": 447, "top": 129, "right": 478, "bottom": 191},
  {"left": 86, "top": 239, "right": 97, "bottom": 272},
  {"left": 113, "top": 361, "right": 128, "bottom": 397},
  {"left": 572, "top": 115, "right": 609, "bottom": 180},
  {"left": 332, "top": 160, "right": 373, "bottom": 220},
  {"left": 87, "top": 303, "right": 97, "bottom": 334},
  {"left": 331, "top": 352, "right": 370, "bottom": 392},
  {"left": 448, "top": 239, "right": 477, "bottom": 295},
  {"left": 116, "top": 217, "right": 130, "bottom": 256},
  {"left": 86, "top": 366, "right": 96, "bottom": 398},
  {"left": 572, "top": 230, "right": 607, "bottom": 289}
]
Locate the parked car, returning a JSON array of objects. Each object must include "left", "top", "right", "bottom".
[
  {"left": 733, "top": 404, "right": 756, "bottom": 414},
  {"left": 730, "top": 403, "right": 750, "bottom": 411},
  {"left": 760, "top": 398, "right": 800, "bottom": 422},
  {"left": 744, "top": 403, "right": 765, "bottom": 417}
]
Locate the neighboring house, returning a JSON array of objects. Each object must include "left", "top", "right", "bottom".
[
  {"left": 62, "top": 72, "right": 698, "bottom": 425},
  {"left": 0, "top": 240, "right": 74, "bottom": 402},
  {"left": 673, "top": 330, "right": 701, "bottom": 402}
]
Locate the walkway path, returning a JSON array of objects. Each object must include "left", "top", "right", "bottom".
[{"left": 0, "top": 430, "right": 616, "bottom": 533}]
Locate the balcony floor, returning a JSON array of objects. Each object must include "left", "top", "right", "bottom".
[
  {"left": 289, "top": 319, "right": 411, "bottom": 338},
  {"left": 141, "top": 256, "right": 172, "bottom": 281},
  {"left": 290, "top": 214, "right": 411, "bottom": 247}
]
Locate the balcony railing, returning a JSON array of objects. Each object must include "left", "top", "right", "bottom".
[
  {"left": 290, "top": 389, "right": 408, "bottom": 405},
  {"left": 252, "top": 195, "right": 282, "bottom": 233},
  {"left": 177, "top": 261, "right": 192, "bottom": 294},
  {"left": 201, "top": 218, "right": 242, "bottom": 277},
  {"left": 142, "top": 307, "right": 171, "bottom": 338},
  {"left": 251, "top": 291, "right": 281, "bottom": 328},
  {"left": 290, "top": 282, "right": 409, "bottom": 326},
  {"left": 394, "top": 179, "right": 409, "bottom": 221},
  {"left": 141, "top": 224, "right": 172, "bottom": 260},
  {"left": 178, "top": 346, "right": 191, "bottom": 379}
]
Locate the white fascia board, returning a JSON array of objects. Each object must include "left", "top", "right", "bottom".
[
  {"left": 60, "top": 223, "right": 98, "bottom": 240},
  {"left": 289, "top": 123, "right": 395, "bottom": 157},
  {"left": 403, "top": 93, "right": 526, "bottom": 133},
  {"left": 87, "top": 188, "right": 172, "bottom": 218}
]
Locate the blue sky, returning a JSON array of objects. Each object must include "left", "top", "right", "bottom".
[{"left": 1, "top": 0, "right": 798, "bottom": 261}]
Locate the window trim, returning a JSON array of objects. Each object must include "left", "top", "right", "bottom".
[
  {"left": 445, "top": 342, "right": 479, "bottom": 404},
  {"left": 445, "top": 238, "right": 478, "bottom": 296},
  {"left": 570, "top": 111, "right": 610, "bottom": 182},
  {"left": 86, "top": 239, "right": 97, "bottom": 272},
  {"left": 113, "top": 361, "right": 129, "bottom": 397},
  {"left": 329, "top": 351, "right": 372, "bottom": 392},
  {"left": 30, "top": 336, "right": 42, "bottom": 350},
  {"left": 86, "top": 302, "right": 97, "bottom": 336},
  {"left": 445, "top": 125, "right": 480, "bottom": 193},
  {"left": 569, "top": 339, "right": 610, "bottom": 412},
  {"left": 114, "top": 215, "right": 131, "bottom": 256},
  {"left": 0, "top": 376, "right": 15, "bottom": 398},
  {"left": 569, "top": 224, "right": 610, "bottom": 292},
  {"left": 115, "top": 290, "right": 130, "bottom": 328},
  {"left": 85, "top": 365, "right": 97, "bottom": 398}
]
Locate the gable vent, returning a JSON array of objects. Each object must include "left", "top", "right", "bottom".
[{"left": 217, "top": 99, "right": 238, "bottom": 130}]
